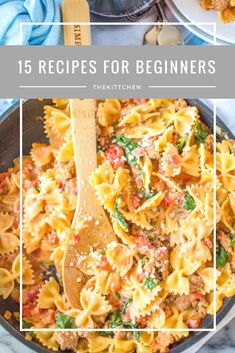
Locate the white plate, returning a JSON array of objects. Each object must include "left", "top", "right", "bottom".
[
  {"left": 166, "top": 0, "right": 230, "bottom": 44},
  {"left": 166, "top": 0, "right": 235, "bottom": 44}
]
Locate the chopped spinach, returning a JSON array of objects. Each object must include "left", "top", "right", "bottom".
[
  {"left": 143, "top": 277, "right": 159, "bottom": 290},
  {"left": 119, "top": 298, "right": 131, "bottom": 315},
  {"left": 231, "top": 235, "right": 235, "bottom": 247},
  {"left": 113, "top": 135, "right": 139, "bottom": 165},
  {"left": 109, "top": 316, "right": 138, "bottom": 329},
  {"left": 34, "top": 183, "right": 40, "bottom": 192},
  {"left": 22, "top": 321, "right": 32, "bottom": 329},
  {"left": 141, "top": 256, "right": 147, "bottom": 268},
  {"left": 109, "top": 298, "right": 133, "bottom": 328},
  {"left": 115, "top": 292, "right": 121, "bottom": 299},
  {"left": 216, "top": 246, "right": 229, "bottom": 267},
  {"left": 147, "top": 235, "right": 155, "bottom": 245},
  {"left": 114, "top": 196, "right": 129, "bottom": 232},
  {"left": 22, "top": 321, "right": 36, "bottom": 338},
  {"left": 178, "top": 135, "right": 187, "bottom": 154},
  {"left": 55, "top": 313, "right": 74, "bottom": 329},
  {"left": 100, "top": 331, "right": 114, "bottom": 337},
  {"left": 195, "top": 122, "right": 208, "bottom": 143},
  {"left": 134, "top": 330, "right": 140, "bottom": 342},
  {"left": 142, "top": 188, "right": 156, "bottom": 200},
  {"left": 183, "top": 192, "right": 196, "bottom": 211}
]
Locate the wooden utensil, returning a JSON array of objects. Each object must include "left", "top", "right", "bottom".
[
  {"left": 62, "top": 0, "right": 116, "bottom": 309},
  {"left": 156, "top": 0, "right": 184, "bottom": 46},
  {"left": 144, "top": 25, "right": 161, "bottom": 45}
]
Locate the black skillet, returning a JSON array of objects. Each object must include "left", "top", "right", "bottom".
[{"left": 0, "top": 99, "right": 234, "bottom": 353}]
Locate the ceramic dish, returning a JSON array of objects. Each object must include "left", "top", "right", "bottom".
[{"left": 166, "top": 0, "right": 235, "bottom": 44}]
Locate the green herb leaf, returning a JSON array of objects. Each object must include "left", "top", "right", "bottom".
[
  {"left": 22, "top": 321, "right": 32, "bottom": 329},
  {"left": 231, "top": 235, "right": 235, "bottom": 247},
  {"left": 109, "top": 319, "right": 137, "bottom": 329},
  {"left": 178, "top": 136, "right": 187, "bottom": 154},
  {"left": 147, "top": 235, "right": 155, "bottom": 245},
  {"left": 35, "top": 183, "right": 40, "bottom": 192},
  {"left": 141, "top": 256, "right": 147, "bottom": 268},
  {"left": 22, "top": 321, "right": 36, "bottom": 337},
  {"left": 134, "top": 330, "right": 140, "bottom": 342},
  {"left": 195, "top": 122, "right": 208, "bottom": 143},
  {"left": 100, "top": 331, "right": 114, "bottom": 337},
  {"left": 55, "top": 313, "right": 74, "bottom": 329},
  {"left": 183, "top": 192, "right": 196, "bottom": 211},
  {"left": 115, "top": 292, "right": 121, "bottom": 299},
  {"left": 112, "top": 310, "right": 120, "bottom": 323},
  {"left": 143, "top": 277, "right": 159, "bottom": 290},
  {"left": 119, "top": 298, "right": 131, "bottom": 316},
  {"left": 114, "top": 196, "right": 129, "bottom": 232},
  {"left": 216, "top": 246, "right": 229, "bottom": 267},
  {"left": 114, "top": 135, "right": 139, "bottom": 165},
  {"left": 142, "top": 188, "right": 156, "bottom": 200}
]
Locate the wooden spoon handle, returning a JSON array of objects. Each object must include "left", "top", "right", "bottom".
[
  {"left": 70, "top": 99, "right": 98, "bottom": 224},
  {"left": 62, "top": 0, "right": 91, "bottom": 45}
]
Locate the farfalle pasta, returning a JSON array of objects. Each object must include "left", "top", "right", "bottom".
[{"left": 0, "top": 98, "right": 234, "bottom": 353}]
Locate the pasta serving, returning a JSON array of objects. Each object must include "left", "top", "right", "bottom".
[
  {"left": 200, "top": 0, "right": 235, "bottom": 23},
  {"left": 0, "top": 98, "right": 234, "bottom": 353}
]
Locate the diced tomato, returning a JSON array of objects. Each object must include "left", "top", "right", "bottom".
[
  {"left": 97, "top": 255, "right": 111, "bottom": 271},
  {"left": 0, "top": 172, "right": 11, "bottom": 194},
  {"left": 74, "top": 234, "right": 80, "bottom": 244},
  {"left": 138, "top": 315, "right": 149, "bottom": 328},
  {"left": 161, "top": 190, "right": 183, "bottom": 208},
  {"left": 26, "top": 285, "right": 41, "bottom": 303},
  {"left": 134, "top": 235, "right": 151, "bottom": 249},
  {"left": 202, "top": 238, "right": 213, "bottom": 250},
  {"left": 22, "top": 305, "right": 32, "bottom": 317},
  {"left": 59, "top": 181, "right": 66, "bottom": 191},
  {"left": 131, "top": 195, "right": 142, "bottom": 209},
  {"left": 167, "top": 153, "right": 181, "bottom": 166},
  {"left": 105, "top": 144, "right": 125, "bottom": 171},
  {"left": 189, "top": 292, "right": 202, "bottom": 303},
  {"left": 48, "top": 233, "right": 59, "bottom": 246},
  {"left": 24, "top": 179, "right": 38, "bottom": 189},
  {"left": 163, "top": 305, "right": 172, "bottom": 318},
  {"left": 133, "top": 99, "right": 150, "bottom": 105},
  {"left": 39, "top": 309, "right": 55, "bottom": 325},
  {"left": 187, "top": 316, "right": 201, "bottom": 328}
]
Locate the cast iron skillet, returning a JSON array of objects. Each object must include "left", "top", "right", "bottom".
[{"left": 0, "top": 99, "right": 234, "bottom": 353}]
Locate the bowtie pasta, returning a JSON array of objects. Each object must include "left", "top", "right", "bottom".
[
  {"left": 0, "top": 98, "right": 234, "bottom": 353},
  {"left": 200, "top": 0, "right": 235, "bottom": 22}
]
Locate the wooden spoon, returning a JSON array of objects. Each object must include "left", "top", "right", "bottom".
[{"left": 62, "top": 0, "right": 116, "bottom": 309}]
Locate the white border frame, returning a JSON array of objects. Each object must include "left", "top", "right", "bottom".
[
  {"left": 20, "top": 99, "right": 217, "bottom": 333},
  {"left": 19, "top": 21, "right": 217, "bottom": 332},
  {"left": 19, "top": 21, "right": 217, "bottom": 46}
]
